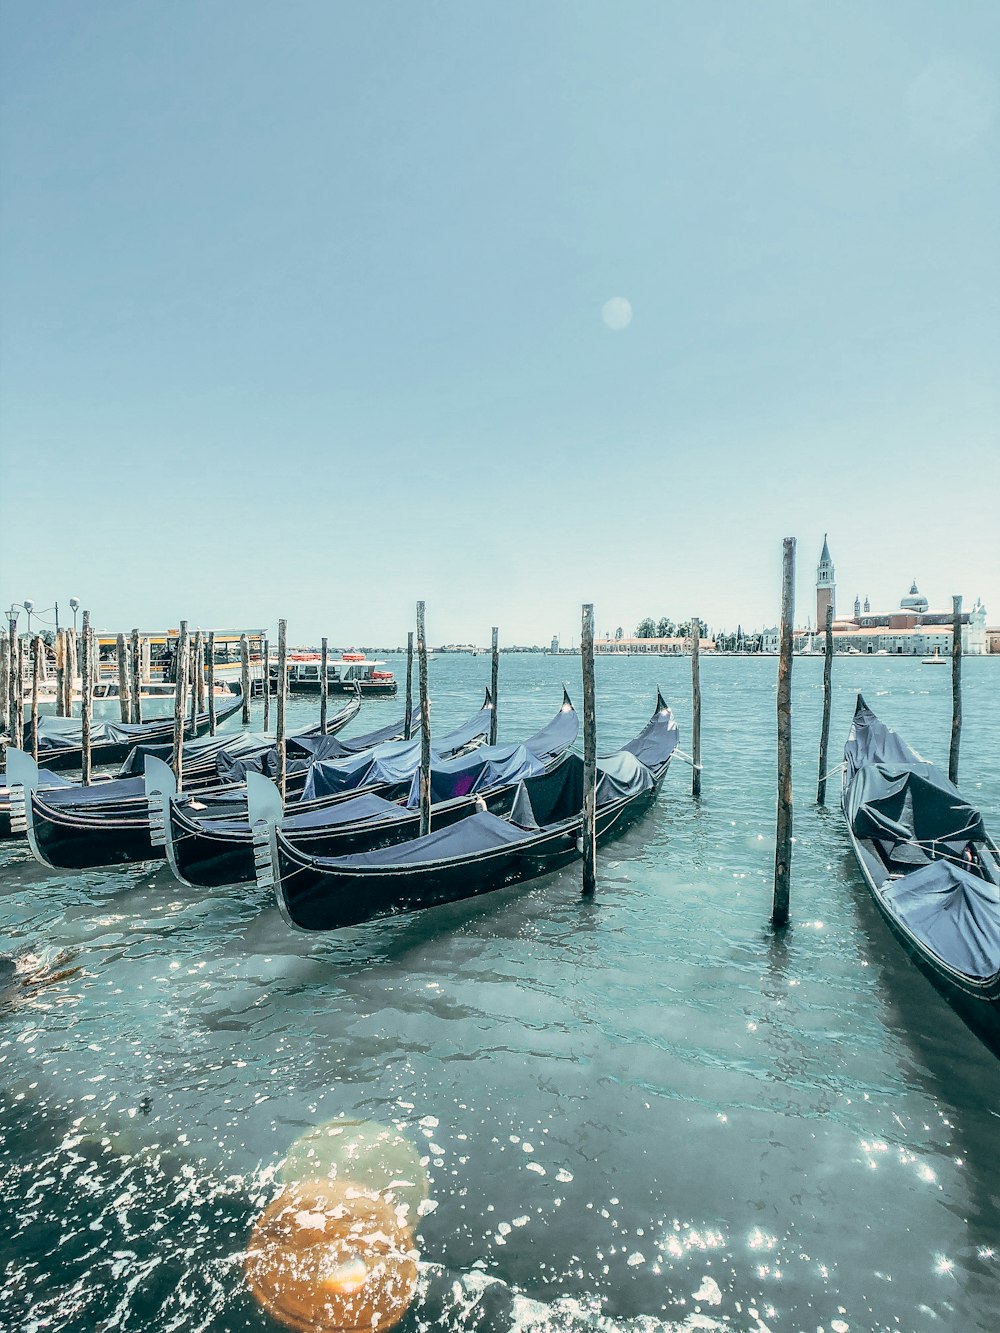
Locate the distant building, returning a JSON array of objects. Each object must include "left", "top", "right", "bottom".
[
  {"left": 814, "top": 540, "right": 987, "bottom": 654},
  {"left": 815, "top": 534, "right": 835, "bottom": 630},
  {"left": 595, "top": 635, "right": 714, "bottom": 655},
  {"left": 550, "top": 635, "right": 560, "bottom": 655}
]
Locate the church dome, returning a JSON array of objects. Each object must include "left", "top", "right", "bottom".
[{"left": 900, "top": 580, "right": 928, "bottom": 613}]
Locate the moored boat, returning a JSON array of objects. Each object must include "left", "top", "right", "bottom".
[
  {"left": 259, "top": 690, "right": 678, "bottom": 933},
  {"left": 842, "top": 695, "right": 1000, "bottom": 1054},
  {"left": 282, "top": 652, "right": 397, "bottom": 698}
]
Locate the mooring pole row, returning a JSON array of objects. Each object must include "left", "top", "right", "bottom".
[
  {"left": 950, "top": 594, "right": 962, "bottom": 785},
  {"left": 817, "top": 604, "right": 834, "bottom": 806},
  {"left": 240, "top": 633, "right": 251, "bottom": 725},
  {"left": 490, "top": 626, "right": 499, "bottom": 746},
  {"left": 207, "top": 631, "right": 217, "bottom": 736},
  {"left": 416, "top": 602, "right": 431, "bottom": 837},
  {"left": 319, "top": 636, "right": 328, "bottom": 736},
  {"left": 772, "top": 537, "right": 795, "bottom": 928},
  {"left": 690, "top": 616, "right": 702, "bottom": 800},
  {"left": 277, "top": 618, "right": 288, "bottom": 801},
  {"left": 581, "top": 602, "right": 597, "bottom": 896},
  {"left": 172, "top": 620, "right": 190, "bottom": 790},
  {"left": 80, "top": 610, "right": 92, "bottom": 786},
  {"left": 404, "top": 631, "right": 414, "bottom": 742}
]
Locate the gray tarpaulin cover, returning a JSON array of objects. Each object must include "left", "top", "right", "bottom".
[{"left": 882, "top": 862, "right": 1000, "bottom": 979}]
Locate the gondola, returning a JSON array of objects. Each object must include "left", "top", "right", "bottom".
[
  {"left": 13, "top": 689, "right": 246, "bottom": 772},
  {"left": 157, "top": 689, "right": 578, "bottom": 888},
  {"left": 842, "top": 695, "right": 1000, "bottom": 1055},
  {"left": 11, "top": 693, "right": 492, "bottom": 871},
  {"left": 258, "top": 690, "right": 678, "bottom": 933}
]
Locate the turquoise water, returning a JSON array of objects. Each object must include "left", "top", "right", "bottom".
[{"left": 1, "top": 654, "right": 998, "bottom": 1331}]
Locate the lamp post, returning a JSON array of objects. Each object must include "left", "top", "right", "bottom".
[{"left": 69, "top": 598, "right": 80, "bottom": 634}]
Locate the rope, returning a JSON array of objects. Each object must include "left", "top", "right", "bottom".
[{"left": 672, "top": 749, "right": 704, "bottom": 771}]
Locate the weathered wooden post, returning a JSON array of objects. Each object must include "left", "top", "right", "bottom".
[
  {"left": 172, "top": 620, "right": 190, "bottom": 788},
  {"left": 13, "top": 634, "right": 24, "bottom": 751},
  {"left": 65, "top": 628, "right": 77, "bottom": 719},
  {"left": 772, "top": 537, "right": 795, "bottom": 928},
  {"left": 189, "top": 633, "right": 199, "bottom": 736},
  {"left": 195, "top": 630, "right": 206, "bottom": 716},
  {"left": 207, "top": 631, "right": 217, "bottom": 735},
  {"left": 690, "top": 617, "right": 702, "bottom": 799},
  {"left": 116, "top": 632, "right": 130, "bottom": 723},
  {"left": 490, "top": 627, "right": 499, "bottom": 745},
  {"left": 276, "top": 618, "right": 288, "bottom": 801},
  {"left": 5, "top": 618, "right": 16, "bottom": 740},
  {"left": 31, "top": 635, "right": 43, "bottom": 762},
  {"left": 581, "top": 603, "right": 597, "bottom": 895},
  {"left": 262, "top": 637, "right": 271, "bottom": 732},
  {"left": 319, "top": 637, "right": 328, "bottom": 735},
  {"left": 0, "top": 630, "right": 9, "bottom": 735},
  {"left": 240, "top": 633, "right": 251, "bottom": 725},
  {"left": 416, "top": 602, "right": 431, "bottom": 836},
  {"left": 816, "top": 605, "right": 834, "bottom": 805},
  {"left": 130, "top": 629, "right": 142, "bottom": 724},
  {"left": 949, "top": 594, "right": 962, "bottom": 785},
  {"left": 80, "top": 610, "right": 93, "bottom": 785},
  {"left": 404, "top": 631, "right": 414, "bottom": 741}
]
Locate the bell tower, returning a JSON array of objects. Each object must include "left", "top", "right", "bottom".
[{"left": 816, "top": 534, "right": 835, "bottom": 629}]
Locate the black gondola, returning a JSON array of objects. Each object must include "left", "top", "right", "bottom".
[
  {"left": 259, "top": 691, "right": 678, "bottom": 933},
  {"left": 13, "top": 694, "right": 491, "bottom": 871},
  {"left": 842, "top": 695, "right": 1000, "bottom": 1055},
  {"left": 159, "top": 690, "right": 578, "bottom": 888},
  {"left": 14, "top": 689, "right": 246, "bottom": 772}
]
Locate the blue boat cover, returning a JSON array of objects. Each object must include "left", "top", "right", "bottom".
[
  {"left": 596, "top": 751, "right": 656, "bottom": 802},
  {"left": 403, "top": 743, "right": 548, "bottom": 808},
  {"left": 118, "top": 730, "right": 272, "bottom": 777},
  {"left": 2, "top": 767, "right": 74, "bottom": 792},
  {"left": 848, "top": 763, "right": 986, "bottom": 850},
  {"left": 844, "top": 695, "right": 923, "bottom": 777},
  {"left": 298, "top": 700, "right": 492, "bottom": 802},
  {"left": 39, "top": 775, "right": 148, "bottom": 807},
  {"left": 619, "top": 697, "right": 679, "bottom": 769},
  {"left": 883, "top": 861, "right": 1000, "bottom": 980},
  {"left": 282, "top": 792, "right": 411, "bottom": 833},
  {"left": 287, "top": 714, "right": 414, "bottom": 761},
  {"left": 316, "top": 810, "right": 536, "bottom": 869}
]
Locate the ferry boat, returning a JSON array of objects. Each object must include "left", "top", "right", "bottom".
[{"left": 281, "top": 652, "right": 397, "bottom": 698}]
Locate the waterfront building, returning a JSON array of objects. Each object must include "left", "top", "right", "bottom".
[{"left": 813, "top": 540, "right": 987, "bottom": 654}]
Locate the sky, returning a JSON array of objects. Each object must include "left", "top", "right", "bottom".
[{"left": 1, "top": 1, "right": 998, "bottom": 646}]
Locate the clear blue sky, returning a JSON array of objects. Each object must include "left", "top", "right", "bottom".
[{"left": 2, "top": 2, "right": 997, "bottom": 644}]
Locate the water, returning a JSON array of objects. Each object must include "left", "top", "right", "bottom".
[{"left": 2, "top": 655, "right": 998, "bottom": 1332}]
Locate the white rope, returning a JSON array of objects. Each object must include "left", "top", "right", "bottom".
[
  {"left": 672, "top": 749, "right": 703, "bottom": 771},
  {"left": 821, "top": 761, "right": 844, "bottom": 782}
]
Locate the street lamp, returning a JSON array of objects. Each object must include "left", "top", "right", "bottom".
[
  {"left": 69, "top": 598, "right": 80, "bottom": 634},
  {"left": 22, "top": 600, "right": 34, "bottom": 635}
]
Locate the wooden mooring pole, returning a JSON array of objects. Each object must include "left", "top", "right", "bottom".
[
  {"left": 490, "top": 627, "right": 499, "bottom": 746},
  {"left": 207, "top": 631, "right": 217, "bottom": 736},
  {"left": 262, "top": 637, "right": 271, "bottom": 732},
  {"left": 195, "top": 630, "right": 206, "bottom": 716},
  {"left": 80, "top": 610, "right": 92, "bottom": 785},
  {"left": 65, "top": 628, "right": 76, "bottom": 719},
  {"left": 31, "top": 635, "right": 43, "bottom": 762},
  {"left": 130, "top": 629, "right": 142, "bottom": 724},
  {"left": 240, "top": 634, "right": 251, "bottom": 725},
  {"left": 581, "top": 602, "right": 597, "bottom": 896},
  {"left": 5, "top": 618, "right": 16, "bottom": 741},
  {"left": 404, "top": 631, "right": 414, "bottom": 741},
  {"left": 690, "top": 617, "right": 702, "bottom": 799},
  {"left": 0, "top": 629, "right": 9, "bottom": 736},
  {"left": 949, "top": 594, "right": 962, "bottom": 785},
  {"left": 54, "top": 630, "right": 65, "bottom": 718},
  {"left": 172, "top": 621, "right": 189, "bottom": 789},
  {"left": 189, "top": 633, "right": 199, "bottom": 736},
  {"left": 772, "top": 537, "right": 795, "bottom": 928},
  {"left": 15, "top": 635, "right": 25, "bottom": 751},
  {"left": 117, "top": 632, "right": 130, "bottom": 723},
  {"left": 816, "top": 605, "right": 834, "bottom": 805},
  {"left": 319, "top": 636, "right": 328, "bottom": 735},
  {"left": 416, "top": 602, "right": 431, "bottom": 836},
  {"left": 276, "top": 618, "right": 288, "bottom": 801}
]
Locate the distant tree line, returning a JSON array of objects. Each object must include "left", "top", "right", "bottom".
[{"left": 634, "top": 617, "right": 707, "bottom": 639}]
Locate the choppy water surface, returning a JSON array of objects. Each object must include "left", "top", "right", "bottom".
[{"left": 2, "top": 655, "right": 998, "bottom": 1332}]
